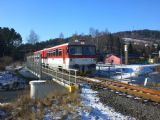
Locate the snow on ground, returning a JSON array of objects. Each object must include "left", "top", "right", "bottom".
[
  {"left": 0, "top": 71, "right": 26, "bottom": 90},
  {"left": 84, "top": 77, "right": 101, "bottom": 83},
  {"left": 81, "top": 84, "right": 135, "bottom": 120},
  {"left": 5, "top": 65, "right": 23, "bottom": 71},
  {"left": 0, "top": 110, "right": 8, "bottom": 119},
  {"left": 43, "top": 84, "right": 134, "bottom": 120},
  {"left": 96, "top": 64, "right": 159, "bottom": 79},
  {"left": 19, "top": 67, "right": 38, "bottom": 79}
]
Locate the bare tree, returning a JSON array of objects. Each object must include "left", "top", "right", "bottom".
[
  {"left": 89, "top": 27, "right": 100, "bottom": 38},
  {"left": 59, "top": 32, "right": 64, "bottom": 39},
  {"left": 27, "top": 30, "right": 39, "bottom": 44}
]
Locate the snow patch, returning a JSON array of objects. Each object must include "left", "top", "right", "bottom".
[
  {"left": 81, "top": 84, "right": 135, "bottom": 120},
  {"left": 0, "top": 71, "right": 26, "bottom": 91}
]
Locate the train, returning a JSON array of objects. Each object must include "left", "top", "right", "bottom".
[{"left": 34, "top": 41, "right": 97, "bottom": 72}]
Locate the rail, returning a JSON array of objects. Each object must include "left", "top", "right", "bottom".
[{"left": 78, "top": 77, "right": 160, "bottom": 103}]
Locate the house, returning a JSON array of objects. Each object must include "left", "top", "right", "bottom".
[{"left": 104, "top": 54, "right": 121, "bottom": 65}]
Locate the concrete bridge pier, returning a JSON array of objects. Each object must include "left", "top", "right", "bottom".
[{"left": 29, "top": 80, "right": 67, "bottom": 99}]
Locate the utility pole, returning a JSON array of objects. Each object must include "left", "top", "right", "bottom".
[
  {"left": 124, "top": 44, "right": 128, "bottom": 65},
  {"left": 120, "top": 39, "right": 123, "bottom": 81}
]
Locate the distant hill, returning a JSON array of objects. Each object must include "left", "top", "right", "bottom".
[{"left": 114, "top": 29, "right": 160, "bottom": 43}]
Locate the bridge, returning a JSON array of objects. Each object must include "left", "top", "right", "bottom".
[{"left": 26, "top": 55, "right": 79, "bottom": 93}]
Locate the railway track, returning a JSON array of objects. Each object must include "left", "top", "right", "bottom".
[
  {"left": 78, "top": 76, "right": 160, "bottom": 103},
  {"left": 33, "top": 66, "right": 160, "bottom": 103}
]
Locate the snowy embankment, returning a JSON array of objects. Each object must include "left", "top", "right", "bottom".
[
  {"left": 81, "top": 84, "right": 134, "bottom": 120},
  {"left": 96, "top": 64, "right": 159, "bottom": 79},
  {"left": 18, "top": 67, "right": 38, "bottom": 79}
]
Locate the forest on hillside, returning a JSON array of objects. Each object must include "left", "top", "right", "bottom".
[
  {"left": 115, "top": 29, "right": 160, "bottom": 42},
  {"left": 1, "top": 27, "right": 160, "bottom": 63}
]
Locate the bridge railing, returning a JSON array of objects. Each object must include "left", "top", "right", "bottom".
[
  {"left": 42, "top": 66, "right": 78, "bottom": 86},
  {"left": 26, "top": 55, "right": 78, "bottom": 86}
]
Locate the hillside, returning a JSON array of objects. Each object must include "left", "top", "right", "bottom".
[
  {"left": 1, "top": 27, "right": 160, "bottom": 62},
  {"left": 114, "top": 29, "right": 160, "bottom": 43}
]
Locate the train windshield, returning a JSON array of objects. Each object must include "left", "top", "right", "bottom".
[{"left": 69, "top": 45, "right": 96, "bottom": 56}]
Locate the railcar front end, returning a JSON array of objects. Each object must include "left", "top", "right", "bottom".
[{"left": 67, "top": 44, "right": 96, "bottom": 72}]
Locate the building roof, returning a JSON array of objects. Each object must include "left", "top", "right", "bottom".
[{"left": 105, "top": 54, "right": 120, "bottom": 58}]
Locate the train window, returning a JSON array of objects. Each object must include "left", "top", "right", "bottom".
[
  {"left": 69, "top": 46, "right": 82, "bottom": 55},
  {"left": 47, "top": 52, "right": 49, "bottom": 57},
  {"left": 51, "top": 51, "right": 53, "bottom": 56},
  {"left": 69, "top": 45, "right": 96, "bottom": 56},
  {"left": 47, "top": 50, "right": 53, "bottom": 57},
  {"left": 53, "top": 50, "right": 56, "bottom": 56},
  {"left": 56, "top": 49, "right": 58, "bottom": 56},
  {"left": 58, "top": 49, "right": 62, "bottom": 56},
  {"left": 82, "top": 46, "right": 96, "bottom": 56}
]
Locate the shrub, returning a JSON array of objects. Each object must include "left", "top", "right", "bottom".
[{"left": 0, "top": 56, "right": 13, "bottom": 65}]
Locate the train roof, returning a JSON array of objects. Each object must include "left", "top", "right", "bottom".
[
  {"left": 34, "top": 43, "right": 68, "bottom": 54},
  {"left": 34, "top": 41, "right": 95, "bottom": 53}
]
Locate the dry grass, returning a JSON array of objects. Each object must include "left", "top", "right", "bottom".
[
  {"left": 1, "top": 90, "right": 81, "bottom": 119},
  {"left": 0, "top": 103, "right": 13, "bottom": 112},
  {"left": 43, "top": 91, "right": 81, "bottom": 113}
]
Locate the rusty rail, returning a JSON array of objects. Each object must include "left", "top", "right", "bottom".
[{"left": 78, "top": 77, "right": 160, "bottom": 103}]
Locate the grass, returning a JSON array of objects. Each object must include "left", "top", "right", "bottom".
[{"left": 0, "top": 90, "right": 81, "bottom": 119}]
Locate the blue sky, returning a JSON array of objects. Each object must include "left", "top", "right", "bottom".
[{"left": 0, "top": 0, "right": 160, "bottom": 42}]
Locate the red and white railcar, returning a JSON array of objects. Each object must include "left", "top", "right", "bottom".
[{"left": 34, "top": 41, "right": 96, "bottom": 72}]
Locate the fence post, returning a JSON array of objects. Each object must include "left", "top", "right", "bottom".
[
  {"left": 56, "top": 68, "right": 57, "bottom": 80},
  {"left": 39, "top": 54, "right": 42, "bottom": 79},
  {"left": 75, "top": 70, "right": 77, "bottom": 84},
  {"left": 62, "top": 68, "right": 64, "bottom": 83}
]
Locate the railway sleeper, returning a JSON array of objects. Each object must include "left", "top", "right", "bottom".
[{"left": 101, "top": 78, "right": 160, "bottom": 95}]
